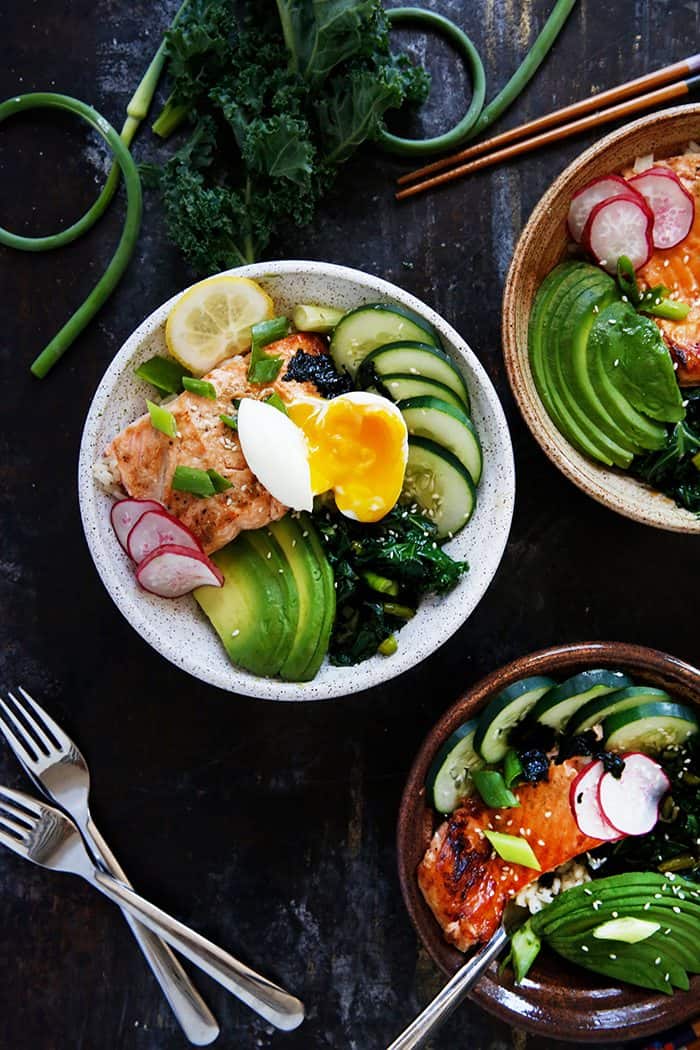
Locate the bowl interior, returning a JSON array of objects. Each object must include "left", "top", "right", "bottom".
[
  {"left": 502, "top": 105, "right": 700, "bottom": 534},
  {"left": 397, "top": 641, "right": 700, "bottom": 1041},
  {"left": 78, "top": 261, "right": 515, "bottom": 701}
]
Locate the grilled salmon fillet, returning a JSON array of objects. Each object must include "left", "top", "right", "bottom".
[
  {"left": 102, "top": 333, "right": 327, "bottom": 553},
  {"left": 418, "top": 759, "right": 602, "bottom": 952},
  {"left": 632, "top": 154, "right": 700, "bottom": 385}
]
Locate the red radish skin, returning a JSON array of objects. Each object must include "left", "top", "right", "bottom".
[
  {"left": 567, "top": 175, "right": 642, "bottom": 244},
  {"left": 136, "top": 544, "right": 224, "bottom": 598},
  {"left": 583, "top": 193, "right": 654, "bottom": 273},
  {"left": 570, "top": 760, "right": 621, "bottom": 841},
  {"left": 597, "top": 752, "right": 671, "bottom": 837},
  {"left": 628, "top": 167, "right": 695, "bottom": 250},
  {"left": 111, "top": 498, "right": 162, "bottom": 551},
  {"left": 127, "top": 509, "right": 201, "bottom": 563}
]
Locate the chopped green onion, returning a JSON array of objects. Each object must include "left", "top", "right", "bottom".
[
  {"left": 291, "top": 303, "right": 344, "bottom": 333},
  {"left": 172, "top": 465, "right": 216, "bottom": 498},
  {"left": 247, "top": 316, "right": 289, "bottom": 384},
  {"left": 146, "top": 399, "right": 178, "bottom": 438},
  {"left": 378, "top": 635, "right": 398, "bottom": 656},
  {"left": 641, "top": 297, "right": 691, "bottom": 321},
  {"left": 135, "top": 355, "right": 190, "bottom": 393},
  {"left": 363, "top": 571, "right": 400, "bottom": 596},
  {"left": 483, "top": 829, "right": 540, "bottom": 869},
  {"left": 264, "top": 391, "right": 288, "bottom": 414},
  {"left": 504, "top": 750, "right": 523, "bottom": 789},
  {"left": 220, "top": 413, "right": 238, "bottom": 431},
  {"left": 616, "top": 256, "right": 642, "bottom": 304},
  {"left": 509, "top": 921, "right": 542, "bottom": 983},
  {"left": 381, "top": 601, "right": 415, "bottom": 620},
  {"left": 472, "top": 770, "right": 520, "bottom": 809},
  {"left": 183, "top": 376, "right": 217, "bottom": 399},
  {"left": 592, "top": 917, "right": 659, "bottom": 944},
  {"left": 207, "top": 469, "right": 232, "bottom": 493}
]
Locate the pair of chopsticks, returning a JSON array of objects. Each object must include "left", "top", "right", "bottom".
[{"left": 396, "top": 54, "right": 700, "bottom": 200}]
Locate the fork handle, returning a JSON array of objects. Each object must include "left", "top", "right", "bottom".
[
  {"left": 92, "top": 868, "right": 305, "bottom": 1032},
  {"left": 85, "top": 819, "right": 219, "bottom": 1046}
]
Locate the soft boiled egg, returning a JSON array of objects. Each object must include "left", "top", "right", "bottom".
[
  {"left": 287, "top": 391, "right": 408, "bottom": 522},
  {"left": 238, "top": 392, "right": 408, "bottom": 521}
]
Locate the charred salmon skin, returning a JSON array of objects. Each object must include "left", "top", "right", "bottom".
[
  {"left": 418, "top": 759, "right": 602, "bottom": 952},
  {"left": 101, "top": 333, "right": 326, "bottom": 553},
  {"left": 633, "top": 154, "right": 700, "bottom": 385}
]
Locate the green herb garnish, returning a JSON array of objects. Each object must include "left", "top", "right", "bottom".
[
  {"left": 248, "top": 317, "right": 289, "bottom": 384},
  {"left": 207, "top": 468, "right": 232, "bottom": 493},
  {"left": 264, "top": 391, "right": 288, "bottom": 414},
  {"left": 183, "top": 376, "right": 217, "bottom": 399},
  {"left": 472, "top": 770, "right": 520, "bottom": 809},
  {"left": 136, "top": 355, "right": 191, "bottom": 393},
  {"left": 220, "top": 413, "right": 238, "bottom": 430},
  {"left": 172, "top": 464, "right": 216, "bottom": 497},
  {"left": 616, "top": 256, "right": 690, "bottom": 321},
  {"left": 146, "top": 399, "right": 178, "bottom": 438},
  {"left": 483, "top": 828, "right": 540, "bottom": 868}
]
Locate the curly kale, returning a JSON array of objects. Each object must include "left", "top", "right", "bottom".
[
  {"left": 315, "top": 504, "right": 467, "bottom": 665},
  {"left": 149, "top": 0, "right": 429, "bottom": 272}
]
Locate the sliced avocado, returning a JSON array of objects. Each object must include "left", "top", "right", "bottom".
[
  {"left": 268, "top": 515, "right": 327, "bottom": 682},
  {"left": 195, "top": 532, "right": 294, "bottom": 678},
  {"left": 297, "top": 513, "right": 336, "bottom": 679},
  {"left": 547, "top": 273, "right": 635, "bottom": 468},
  {"left": 594, "top": 302, "right": 686, "bottom": 424},
  {"left": 588, "top": 307, "right": 668, "bottom": 450},
  {"left": 241, "top": 529, "right": 299, "bottom": 675}
]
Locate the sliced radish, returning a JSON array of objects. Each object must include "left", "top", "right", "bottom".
[
  {"left": 628, "top": 167, "right": 695, "bottom": 249},
  {"left": 111, "top": 498, "right": 162, "bottom": 551},
  {"left": 570, "top": 760, "right": 621, "bottom": 841},
  {"left": 136, "top": 544, "right": 224, "bottom": 598},
  {"left": 567, "top": 175, "right": 639, "bottom": 243},
  {"left": 127, "top": 509, "right": 201, "bottom": 563},
  {"left": 598, "top": 752, "right": 670, "bottom": 837},
  {"left": 583, "top": 193, "right": 654, "bottom": 273}
]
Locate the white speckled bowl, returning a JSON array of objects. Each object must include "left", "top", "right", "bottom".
[{"left": 79, "top": 261, "right": 515, "bottom": 700}]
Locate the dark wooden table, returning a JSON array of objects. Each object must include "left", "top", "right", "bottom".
[{"left": 1, "top": 1, "right": 698, "bottom": 1047}]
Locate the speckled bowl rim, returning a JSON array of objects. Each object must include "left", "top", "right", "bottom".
[
  {"left": 397, "top": 640, "right": 700, "bottom": 1041},
  {"left": 78, "top": 260, "right": 515, "bottom": 701},
  {"left": 502, "top": 105, "right": 700, "bottom": 534}
]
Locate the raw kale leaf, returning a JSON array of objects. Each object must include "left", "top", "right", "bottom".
[{"left": 150, "top": 0, "right": 429, "bottom": 272}]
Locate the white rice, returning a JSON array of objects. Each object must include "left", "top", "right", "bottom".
[
  {"left": 92, "top": 452, "right": 124, "bottom": 497},
  {"left": 632, "top": 153, "right": 654, "bottom": 173},
  {"left": 515, "top": 858, "right": 592, "bottom": 914}
]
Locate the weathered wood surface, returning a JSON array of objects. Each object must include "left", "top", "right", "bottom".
[{"left": 1, "top": 0, "right": 698, "bottom": 1047}]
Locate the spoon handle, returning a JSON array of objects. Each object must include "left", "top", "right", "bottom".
[{"left": 386, "top": 926, "right": 509, "bottom": 1050}]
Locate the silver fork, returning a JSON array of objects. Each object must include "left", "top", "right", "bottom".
[
  {"left": 0, "top": 689, "right": 219, "bottom": 1043},
  {"left": 0, "top": 784, "right": 304, "bottom": 1031}
]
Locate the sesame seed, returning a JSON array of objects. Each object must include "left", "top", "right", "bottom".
[
  {"left": 581, "top": 945, "right": 589, "bottom": 952},
  {"left": 665, "top": 973, "right": 670, "bottom": 982},
  {"left": 609, "top": 954, "right": 617, "bottom": 960},
  {"left": 584, "top": 888, "right": 593, "bottom": 896},
  {"left": 266, "top": 552, "right": 272, "bottom": 559},
  {"left": 608, "top": 318, "right": 616, "bottom": 325},
  {"left": 231, "top": 629, "right": 240, "bottom": 637},
  {"left": 611, "top": 912, "right": 618, "bottom": 918},
  {"left": 537, "top": 839, "right": 545, "bottom": 846},
  {"left": 663, "top": 259, "right": 670, "bottom": 267},
  {"left": 644, "top": 902, "right": 651, "bottom": 911},
  {"left": 673, "top": 906, "right": 681, "bottom": 914},
  {"left": 655, "top": 957, "right": 661, "bottom": 965},
  {"left": 544, "top": 811, "right": 552, "bottom": 818},
  {"left": 593, "top": 900, "right": 601, "bottom": 911}
]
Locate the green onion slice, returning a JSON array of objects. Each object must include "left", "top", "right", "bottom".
[
  {"left": 172, "top": 465, "right": 215, "bottom": 498},
  {"left": 146, "top": 399, "right": 178, "bottom": 438},
  {"left": 483, "top": 829, "right": 541, "bottom": 869},
  {"left": 220, "top": 413, "right": 238, "bottom": 431},
  {"left": 207, "top": 469, "right": 232, "bottom": 493},
  {"left": 472, "top": 770, "right": 520, "bottom": 809},
  {"left": 136, "top": 355, "right": 190, "bottom": 393},
  {"left": 504, "top": 750, "right": 524, "bottom": 789},
  {"left": 183, "top": 376, "right": 217, "bottom": 399},
  {"left": 264, "top": 391, "right": 288, "bottom": 414},
  {"left": 247, "top": 316, "right": 289, "bottom": 384}
]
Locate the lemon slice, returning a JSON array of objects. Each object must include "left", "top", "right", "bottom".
[{"left": 165, "top": 276, "right": 274, "bottom": 375}]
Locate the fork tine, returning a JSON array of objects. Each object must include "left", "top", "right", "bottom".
[
  {"left": 0, "top": 827, "right": 29, "bottom": 856},
  {"left": 0, "top": 811, "right": 31, "bottom": 839},
  {"left": 4, "top": 691, "right": 56, "bottom": 754},
  {"left": 17, "top": 687, "right": 71, "bottom": 751},
  {"left": 0, "top": 785, "right": 43, "bottom": 815},
  {"left": 0, "top": 795, "right": 36, "bottom": 828},
  {"left": 0, "top": 710, "right": 40, "bottom": 770}
]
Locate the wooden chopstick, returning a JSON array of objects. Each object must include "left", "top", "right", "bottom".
[
  {"left": 395, "top": 77, "right": 700, "bottom": 202},
  {"left": 398, "top": 54, "right": 700, "bottom": 188}
]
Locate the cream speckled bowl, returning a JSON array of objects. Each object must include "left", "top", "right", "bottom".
[
  {"left": 79, "top": 261, "right": 515, "bottom": 700},
  {"left": 502, "top": 105, "right": 700, "bottom": 533}
]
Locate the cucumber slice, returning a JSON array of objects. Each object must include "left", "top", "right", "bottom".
[
  {"left": 426, "top": 719, "right": 483, "bottom": 813},
  {"left": 602, "top": 701, "right": 699, "bottom": 754},
  {"left": 373, "top": 373, "right": 465, "bottom": 412},
  {"left": 474, "top": 676, "right": 556, "bottom": 762},
  {"left": 330, "top": 303, "right": 440, "bottom": 379},
  {"left": 568, "top": 686, "right": 673, "bottom": 735},
  {"left": 531, "top": 669, "right": 633, "bottom": 731},
  {"left": 358, "top": 341, "right": 469, "bottom": 411},
  {"left": 403, "top": 436, "right": 476, "bottom": 538},
  {"left": 399, "top": 396, "right": 483, "bottom": 484}
]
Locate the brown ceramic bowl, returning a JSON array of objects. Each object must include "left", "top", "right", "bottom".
[
  {"left": 502, "top": 105, "right": 700, "bottom": 534},
  {"left": 397, "top": 641, "right": 700, "bottom": 1042}
]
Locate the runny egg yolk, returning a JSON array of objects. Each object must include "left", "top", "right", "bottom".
[{"left": 287, "top": 392, "right": 408, "bottom": 522}]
